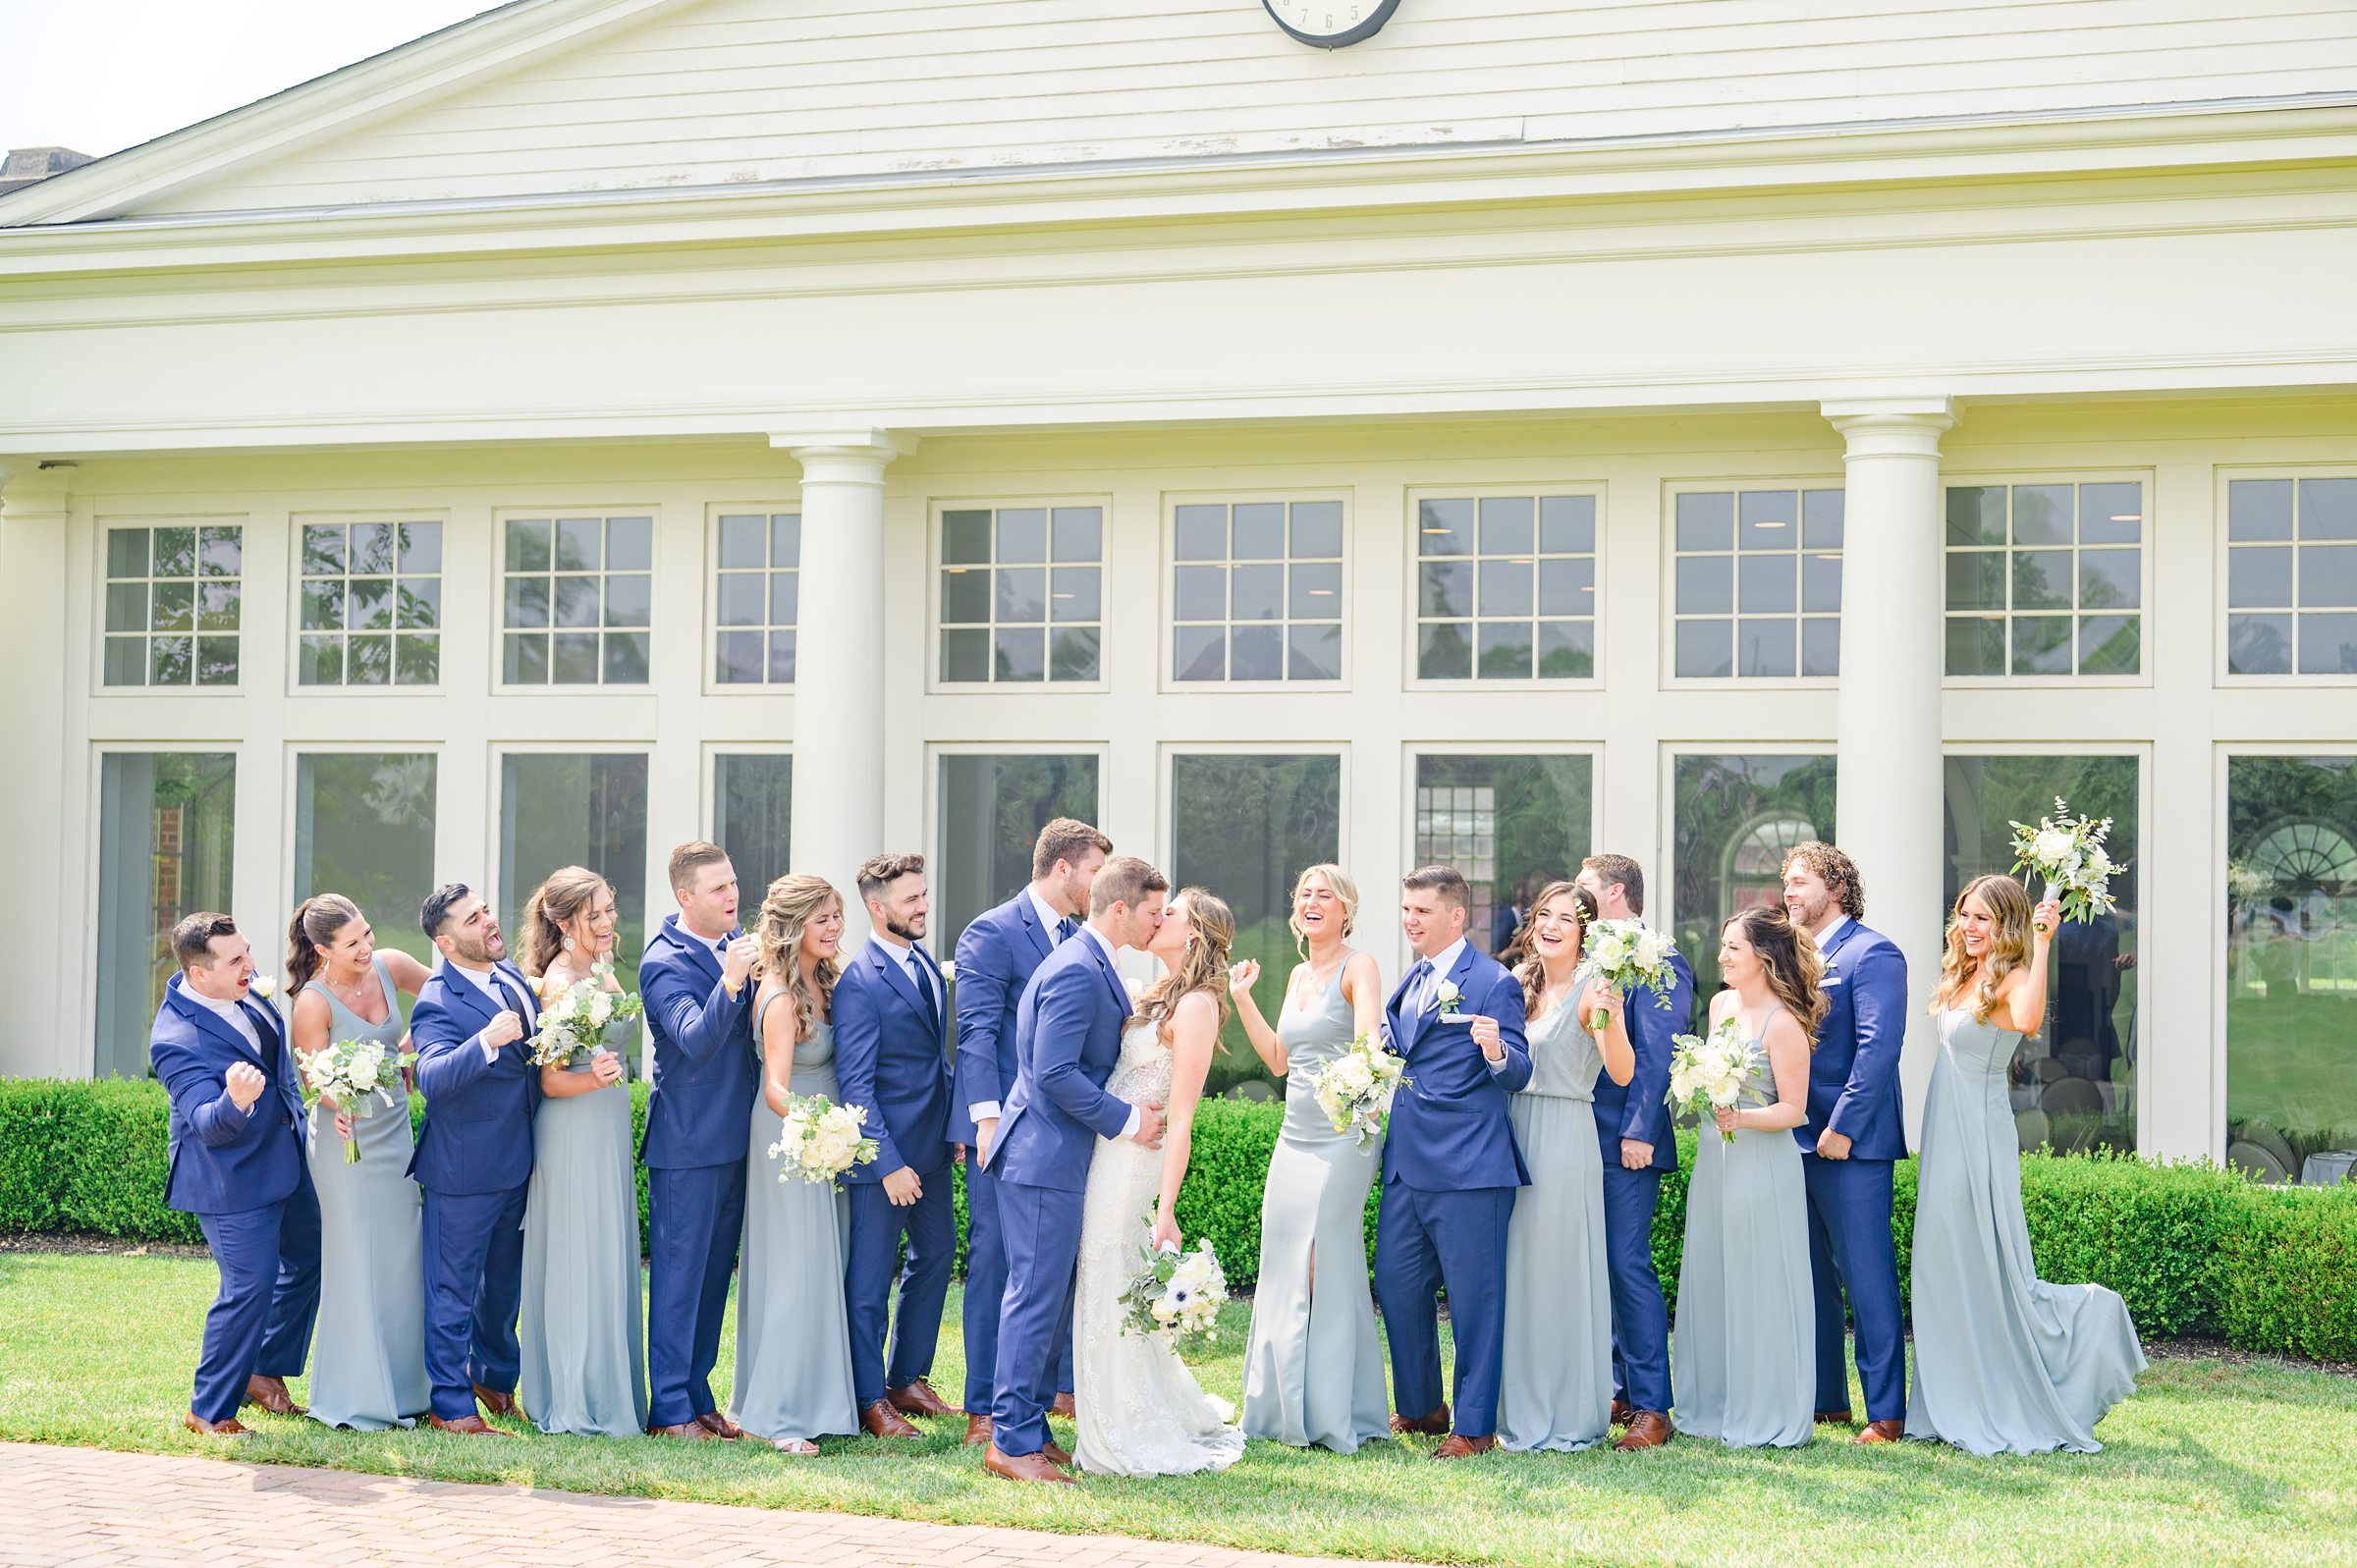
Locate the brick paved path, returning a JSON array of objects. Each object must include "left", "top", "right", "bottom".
[{"left": 5, "top": 1441, "right": 1417, "bottom": 1568}]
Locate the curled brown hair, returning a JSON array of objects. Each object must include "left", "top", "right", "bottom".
[
  {"left": 1723, "top": 905, "right": 1829, "bottom": 1048},
  {"left": 753, "top": 874, "right": 842, "bottom": 1045},
  {"left": 1135, "top": 887, "right": 1234, "bottom": 1044},
  {"left": 286, "top": 893, "right": 361, "bottom": 996},
  {"left": 1508, "top": 882, "right": 1597, "bottom": 1020},
  {"left": 521, "top": 865, "right": 612, "bottom": 980},
  {"left": 1933, "top": 874, "right": 2036, "bottom": 1026}
]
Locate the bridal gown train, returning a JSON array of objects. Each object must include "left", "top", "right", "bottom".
[{"left": 1071, "top": 1017, "right": 1248, "bottom": 1479}]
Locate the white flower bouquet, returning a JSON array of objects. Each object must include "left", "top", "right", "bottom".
[
  {"left": 1667, "top": 1017, "right": 1766, "bottom": 1144},
  {"left": 1308, "top": 1031, "right": 1408, "bottom": 1148},
  {"left": 297, "top": 1036, "right": 414, "bottom": 1162},
  {"left": 526, "top": 961, "right": 643, "bottom": 1068},
  {"left": 768, "top": 1092, "right": 880, "bottom": 1189},
  {"left": 2008, "top": 796, "right": 2120, "bottom": 924},
  {"left": 1118, "top": 1217, "right": 1230, "bottom": 1359},
  {"left": 1582, "top": 919, "right": 1678, "bottom": 1032}
]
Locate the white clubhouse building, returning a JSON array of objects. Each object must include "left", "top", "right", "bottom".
[{"left": 3, "top": 0, "right": 2354, "bottom": 1178}]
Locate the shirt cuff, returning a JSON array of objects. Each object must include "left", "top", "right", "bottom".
[
  {"left": 1486, "top": 1051, "right": 1511, "bottom": 1074},
  {"left": 481, "top": 1037, "right": 499, "bottom": 1062},
  {"left": 969, "top": 1100, "right": 1003, "bottom": 1123},
  {"left": 1121, "top": 1105, "right": 1140, "bottom": 1139}
]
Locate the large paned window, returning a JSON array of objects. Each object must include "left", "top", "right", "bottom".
[
  {"left": 1944, "top": 481, "right": 2143, "bottom": 677},
  {"left": 2224, "top": 755, "right": 2357, "bottom": 1183},
  {"left": 1944, "top": 755, "right": 2140, "bottom": 1154},
  {"left": 936, "top": 753, "right": 1101, "bottom": 955},
  {"left": 1670, "top": 752, "right": 1836, "bottom": 1031},
  {"left": 500, "top": 514, "right": 652, "bottom": 685},
  {"left": 1412, "top": 753, "right": 1595, "bottom": 954},
  {"left": 499, "top": 753, "right": 649, "bottom": 1005},
  {"left": 95, "top": 752, "right": 236, "bottom": 1077},
  {"left": 297, "top": 518, "right": 442, "bottom": 686},
  {"left": 1172, "top": 500, "right": 1343, "bottom": 682},
  {"left": 1171, "top": 752, "right": 1342, "bottom": 1093},
  {"left": 293, "top": 753, "right": 440, "bottom": 975},
  {"left": 1671, "top": 489, "right": 1842, "bottom": 679},
  {"left": 1413, "top": 494, "right": 1598, "bottom": 681},
  {"left": 103, "top": 522, "right": 243, "bottom": 688},
  {"left": 713, "top": 511, "right": 799, "bottom": 684},
  {"left": 713, "top": 752, "right": 793, "bottom": 897},
  {"left": 940, "top": 505, "right": 1104, "bottom": 683},
  {"left": 2225, "top": 478, "right": 2357, "bottom": 676}
]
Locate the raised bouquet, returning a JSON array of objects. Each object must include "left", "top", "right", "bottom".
[
  {"left": 1582, "top": 918, "right": 1678, "bottom": 1033},
  {"left": 1309, "top": 1031, "right": 1407, "bottom": 1149},
  {"left": 1667, "top": 1017, "right": 1765, "bottom": 1144},
  {"left": 297, "top": 1036, "right": 415, "bottom": 1162},
  {"left": 2009, "top": 796, "right": 2120, "bottom": 926},
  {"left": 768, "top": 1093, "right": 879, "bottom": 1189},
  {"left": 1118, "top": 1217, "right": 1230, "bottom": 1359},
  {"left": 526, "top": 961, "right": 643, "bottom": 1068}
]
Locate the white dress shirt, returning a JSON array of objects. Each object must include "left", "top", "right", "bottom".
[
  {"left": 447, "top": 959, "right": 535, "bottom": 1059},
  {"left": 868, "top": 933, "right": 942, "bottom": 1018},
  {"left": 1405, "top": 936, "right": 1509, "bottom": 1072},
  {"left": 970, "top": 890, "right": 1079, "bottom": 1128},
  {"left": 1814, "top": 914, "right": 1854, "bottom": 955}
]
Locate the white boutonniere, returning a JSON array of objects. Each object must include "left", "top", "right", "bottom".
[
  {"left": 1433, "top": 978, "right": 1464, "bottom": 1018},
  {"left": 247, "top": 973, "right": 276, "bottom": 1000},
  {"left": 939, "top": 959, "right": 957, "bottom": 982}
]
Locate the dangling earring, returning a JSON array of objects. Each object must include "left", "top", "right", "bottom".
[{"left": 563, "top": 937, "right": 576, "bottom": 951}]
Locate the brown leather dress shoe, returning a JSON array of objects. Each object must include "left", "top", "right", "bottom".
[
  {"left": 243, "top": 1375, "right": 306, "bottom": 1417},
  {"left": 1856, "top": 1419, "right": 1905, "bottom": 1443},
  {"left": 649, "top": 1420, "right": 719, "bottom": 1439},
  {"left": 963, "top": 1413, "right": 994, "bottom": 1447},
  {"left": 1390, "top": 1403, "right": 1451, "bottom": 1437},
  {"left": 1432, "top": 1433, "right": 1498, "bottom": 1459},
  {"left": 694, "top": 1411, "right": 743, "bottom": 1440},
  {"left": 1041, "top": 1437, "right": 1074, "bottom": 1468},
  {"left": 888, "top": 1378, "right": 960, "bottom": 1418},
  {"left": 1610, "top": 1399, "right": 1634, "bottom": 1428},
  {"left": 984, "top": 1442, "right": 1077, "bottom": 1485},
  {"left": 1049, "top": 1390, "right": 1077, "bottom": 1420},
  {"left": 427, "top": 1414, "right": 512, "bottom": 1436},
  {"left": 1615, "top": 1411, "right": 1674, "bottom": 1450},
  {"left": 471, "top": 1381, "right": 521, "bottom": 1419},
  {"left": 184, "top": 1412, "right": 250, "bottom": 1436},
  {"left": 861, "top": 1399, "right": 922, "bottom": 1439},
  {"left": 1815, "top": 1408, "right": 1855, "bottom": 1425}
]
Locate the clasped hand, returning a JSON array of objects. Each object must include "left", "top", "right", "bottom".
[
  {"left": 588, "top": 1050, "right": 624, "bottom": 1087},
  {"left": 1466, "top": 1013, "right": 1505, "bottom": 1062},
  {"left": 1129, "top": 1100, "right": 1167, "bottom": 1149}
]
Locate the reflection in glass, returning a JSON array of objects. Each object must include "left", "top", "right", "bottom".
[
  {"left": 936, "top": 753, "right": 1099, "bottom": 959},
  {"left": 1672, "top": 490, "right": 1840, "bottom": 678},
  {"left": 713, "top": 752, "right": 793, "bottom": 899},
  {"left": 940, "top": 506, "right": 1102, "bottom": 683},
  {"left": 1172, "top": 753, "right": 1341, "bottom": 1094},
  {"left": 1417, "top": 493, "right": 1597, "bottom": 681},
  {"left": 2225, "top": 755, "right": 2357, "bottom": 1182},
  {"left": 1671, "top": 753, "right": 1836, "bottom": 1030},
  {"left": 1172, "top": 501, "right": 1343, "bottom": 683},
  {"left": 500, "top": 753, "right": 650, "bottom": 1010},
  {"left": 96, "top": 753, "right": 236, "bottom": 1078},
  {"left": 1944, "top": 755, "right": 2139, "bottom": 1154},
  {"left": 294, "top": 753, "right": 440, "bottom": 994},
  {"left": 1413, "top": 754, "right": 1594, "bottom": 957}
]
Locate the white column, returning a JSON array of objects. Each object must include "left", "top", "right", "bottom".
[
  {"left": 0, "top": 460, "right": 77, "bottom": 1076},
  {"left": 1823, "top": 397, "right": 1954, "bottom": 1142},
  {"left": 775, "top": 430, "right": 915, "bottom": 935}
]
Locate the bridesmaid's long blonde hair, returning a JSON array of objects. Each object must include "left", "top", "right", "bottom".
[
  {"left": 1932, "top": 874, "right": 2036, "bottom": 1025},
  {"left": 752, "top": 874, "right": 841, "bottom": 1043},
  {"left": 1136, "top": 887, "right": 1235, "bottom": 1046}
]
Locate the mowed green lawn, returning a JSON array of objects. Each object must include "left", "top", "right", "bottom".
[{"left": 1, "top": 1250, "right": 2350, "bottom": 1567}]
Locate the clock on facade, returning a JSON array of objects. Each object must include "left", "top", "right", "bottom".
[{"left": 1262, "top": 0, "right": 1401, "bottom": 49}]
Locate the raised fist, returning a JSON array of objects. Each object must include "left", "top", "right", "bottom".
[
  {"left": 723, "top": 935, "right": 759, "bottom": 990},
  {"left": 225, "top": 1061, "right": 267, "bottom": 1109},
  {"left": 483, "top": 1010, "right": 525, "bottom": 1051}
]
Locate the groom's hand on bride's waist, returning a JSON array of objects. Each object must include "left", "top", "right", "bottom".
[{"left": 1128, "top": 1101, "right": 1166, "bottom": 1149}]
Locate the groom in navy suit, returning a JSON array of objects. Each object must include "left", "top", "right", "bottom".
[
  {"left": 835, "top": 851, "right": 961, "bottom": 1439},
  {"left": 409, "top": 883, "right": 540, "bottom": 1435},
  {"left": 1575, "top": 853, "right": 1694, "bottom": 1451},
  {"left": 1375, "top": 865, "right": 1532, "bottom": 1459},
  {"left": 1782, "top": 841, "right": 1911, "bottom": 1443},
  {"left": 980, "top": 855, "right": 1169, "bottom": 1485},
  {"left": 951, "top": 817, "right": 1110, "bottom": 1443},
  {"left": 149, "top": 912, "right": 320, "bottom": 1434}
]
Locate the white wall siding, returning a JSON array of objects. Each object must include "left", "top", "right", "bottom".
[{"left": 145, "top": 0, "right": 2357, "bottom": 216}]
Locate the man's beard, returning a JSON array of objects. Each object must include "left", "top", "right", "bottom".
[
  {"left": 453, "top": 930, "right": 504, "bottom": 964},
  {"left": 1787, "top": 893, "right": 1829, "bottom": 933},
  {"left": 884, "top": 912, "right": 926, "bottom": 944}
]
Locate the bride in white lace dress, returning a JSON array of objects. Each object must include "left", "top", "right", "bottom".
[{"left": 1071, "top": 887, "right": 1249, "bottom": 1479}]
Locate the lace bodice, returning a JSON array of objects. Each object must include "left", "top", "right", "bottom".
[{"left": 1106, "top": 1017, "right": 1174, "bottom": 1108}]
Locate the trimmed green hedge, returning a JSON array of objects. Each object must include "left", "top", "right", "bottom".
[{"left": 5, "top": 1078, "right": 2350, "bottom": 1361}]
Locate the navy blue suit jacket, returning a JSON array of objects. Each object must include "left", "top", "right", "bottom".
[
  {"left": 638, "top": 914, "right": 758, "bottom": 1168},
  {"left": 1380, "top": 945, "right": 1532, "bottom": 1191},
  {"left": 1797, "top": 918, "right": 1910, "bottom": 1161},
  {"left": 831, "top": 939, "right": 956, "bottom": 1181},
  {"left": 950, "top": 892, "right": 1061, "bottom": 1146},
  {"left": 1590, "top": 942, "right": 1693, "bottom": 1173},
  {"left": 150, "top": 975, "right": 306, "bottom": 1216},
  {"left": 408, "top": 959, "right": 540, "bottom": 1195},
  {"left": 980, "top": 933, "right": 1134, "bottom": 1190}
]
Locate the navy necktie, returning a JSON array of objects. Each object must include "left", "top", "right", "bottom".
[
  {"left": 1056, "top": 915, "right": 1080, "bottom": 945},
  {"left": 910, "top": 946, "right": 943, "bottom": 1036}
]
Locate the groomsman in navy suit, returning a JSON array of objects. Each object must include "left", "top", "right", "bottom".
[
  {"left": 951, "top": 816, "right": 1111, "bottom": 1445},
  {"left": 835, "top": 852, "right": 961, "bottom": 1439},
  {"left": 409, "top": 883, "right": 539, "bottom": 1435},
  {"left": 1374, "top": 865, "right": 1532, "bottom": 1459},
  {"left": 149, "top": 913, "right": 320, "bottom": 1434},
  {"left": 1575, "top": 853, "right": 1694, "bottom": 1451},
  {"left": 638, "top": 840, "right": 759, "bottom": 1440},
  {"left": 1781, "top": 841, "right": 1911, "bottom": 1442},
  {"left": 980, "top": 855, "right": 1169, "bottom": 1485}
]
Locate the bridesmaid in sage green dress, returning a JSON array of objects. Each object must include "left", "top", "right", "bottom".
[
  {"left": 1907, "top": 876, "right": 2144, "bottom": 1454},
  {"left": 1499, "top": 883, "right": 1632, "bottom": 1452},
  {"left": 731, "top": 874, "right": 859, "bottom": 1454},
  {"left": 1673, "top": 906, "right": 1822, "bottom": 1449},
  {"left": 517, "top": 867, "right": 648, "bottom": 1438},
  {"left": 1230, "top": 864, "right": 1390, "bottom": 1453},
  {"left": 285, "top": 894, "right": 434, "bottom": 1431}
]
